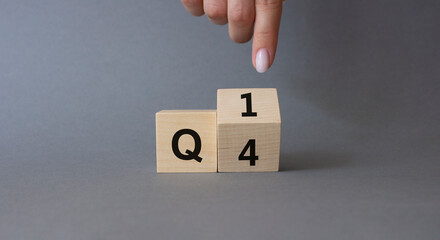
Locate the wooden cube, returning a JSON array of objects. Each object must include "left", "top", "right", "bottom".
[
  {"left": 217, "top": 88, "right": 281, "bottom": 172},
  {"left": 156, "top": 110, "right": 217, "bottom": 173}
]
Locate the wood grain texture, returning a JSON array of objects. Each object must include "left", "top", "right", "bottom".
[
  {"left": 217, "top": 88, "right": 281, "bottom": 124},
  {"left": 217, "top": 89, "right": 281, "bottom": 172},
  {"left": 156, "top": 110, "right": 217, "bottom": 173}
]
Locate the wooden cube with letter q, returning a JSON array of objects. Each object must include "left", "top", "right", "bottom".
[
  {"left": 156, "top": 110, "right": 217, "bottom": 173},
  {"left": 217, "top": 88, "right": 281, "bottom": 172}
]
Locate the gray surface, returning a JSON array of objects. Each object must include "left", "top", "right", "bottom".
[{"left": 1, "top": 1, "right": 440, "bottom": 239}]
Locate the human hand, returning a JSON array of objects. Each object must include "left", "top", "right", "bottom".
[{"left": 181, "top": 0, "right": 283, "bottom": 73}]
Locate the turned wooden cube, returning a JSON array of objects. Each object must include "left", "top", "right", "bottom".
[
  {"left": 156, "top": 110, "right": 217, "bottom": 173},
  {"left": 217, "top": 88, "right": 281, "bottom": 172}
]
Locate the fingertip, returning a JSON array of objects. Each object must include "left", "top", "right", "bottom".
[
  {"left": 181, "top": 0, "right": 205, "bottom": 17},
  {"left": 229, "top": 31, "right": 252, "bottom": 43},
  {"left": 190, "top": 11, "right": 205, "bottom": 17},
  {"left": 204, "top": 0, "right": 228, "bottom": 25}
]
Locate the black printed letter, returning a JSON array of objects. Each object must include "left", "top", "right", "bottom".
[{"left": 172, "top": 129, "right": 202, "bottom": 162}]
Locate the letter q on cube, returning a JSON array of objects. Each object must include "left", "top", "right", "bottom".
[{"left": 156, "top": 110, "right": 217, "bottom": 173}]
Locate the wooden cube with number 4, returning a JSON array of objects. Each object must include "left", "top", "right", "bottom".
[{"left": 217, "top": 88, "right": 281, "bottom": 172}]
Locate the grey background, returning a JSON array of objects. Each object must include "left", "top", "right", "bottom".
[{"left": 1, "top": 0, "right": 439, "bottom": 239}]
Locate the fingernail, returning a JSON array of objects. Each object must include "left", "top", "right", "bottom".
[{"left": 256, "top": 48, "right": 269, "bottom": 73}]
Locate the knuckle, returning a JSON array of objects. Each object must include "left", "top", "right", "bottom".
[
  {"left": 254, "top": 30, "right": 272, "bottom": 37},
  {"left": 256, "top": 0, "right": 282, "bottom": 9},
  {"left": 229, "top": 7, "right": 254, "bottom": 25},
  {"left": 181, "top": 0, "right": 199, "bottom": 7},
  {"left": 254, "top": 29, "right": 277, "bottom": 42},
  {"left": 204, "top": 4, "right": 227, "bottom": 20},
  {"left": 230, "top": 34, "right": 252, "bottom": 44}
]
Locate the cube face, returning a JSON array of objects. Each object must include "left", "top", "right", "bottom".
[
  {"left": 156, "top": 110, "right": 217, "bottom": 173},
  {"left": 217, "top": 88, "right": 281, "bottom": 125},
  {"left": 217, "top": 89, "right": 281, "bottom": 172},
  {"left": 218, "top": 123, "right": 281, "bottom": 172}
]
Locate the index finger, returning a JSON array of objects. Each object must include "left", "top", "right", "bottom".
[{"left": 252, "top": 0, "right": 283, "bottom": 73}]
